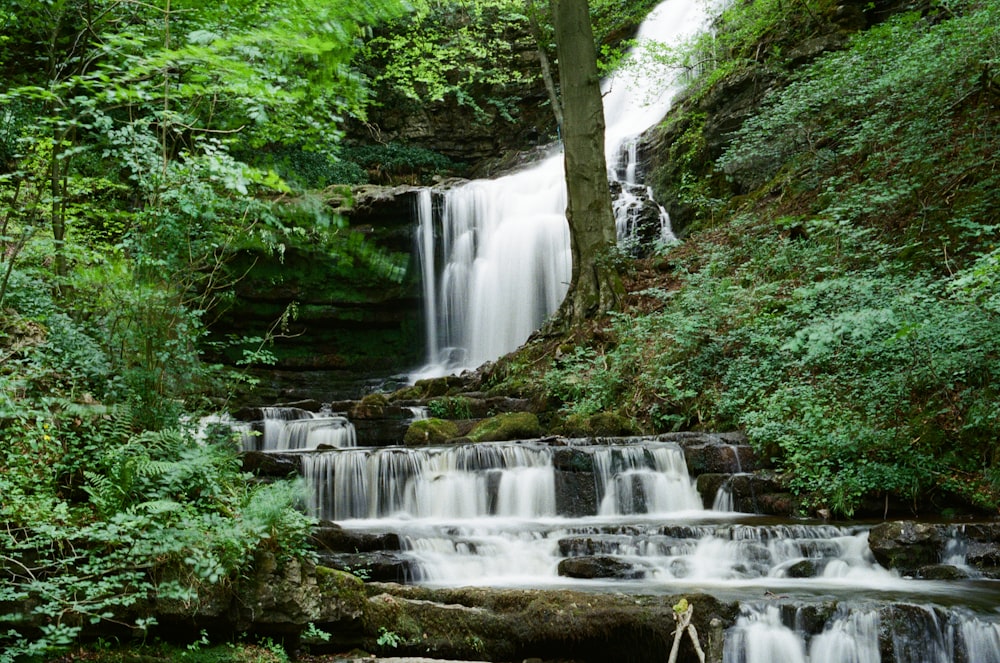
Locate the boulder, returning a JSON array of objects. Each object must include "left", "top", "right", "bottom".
[
  {"left": 234, "top": 554, "right": 368, "bottom": 635},
  {"left": 467, "top": 412, "right": 542, "bottom": 442},
  {"left": 241, "top": 451, "right": 302, "bottom": 478},
  {"left": 312, "top": 522, "right": 402, "bottom": 553},
  {"left": 555, "top": 469, "right": 599, "bottom": 517},
  {"left": 557, "top": 556, "right": 644, "bottom": 580},
  {"left": 354, "top": 585, "right": 737, "bottom": 662},
  {"left": 402, "top": 418, "right": 460, "bottom": 446},
  {"left": 316, "top": 552, "right": 414, "bottom": 583},
  {"left": 867, "top": 521, "right": 945, "bottom": 572},
  {"left": 681, "top": 440, "right": 761, "bottom": 475}
]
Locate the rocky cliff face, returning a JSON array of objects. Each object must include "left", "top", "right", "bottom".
[
  {"left": 641, "top": 0, "right": 876, "bottom": 237},
  {"left": 208, "top": 187, "right": 427, "bottom": 400}
]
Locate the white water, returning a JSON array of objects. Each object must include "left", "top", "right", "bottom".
[
  {"left": 593, "top": 444, "right": 703, "bottom": 514},
  {"left": 302, "top": 440, "right": 908, "bottom": 591},
  {"left": 247, "top": 407, "right": 356, "bottom": 451},
  {"left": 281, "top": 428, "right": 1000, "bottom": 659},
  {"left": 414, "top": 0, "right": 710, "bottom": 376}
]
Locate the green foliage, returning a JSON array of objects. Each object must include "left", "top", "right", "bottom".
[
  {"left": 0, "top": 0, "right": 394, "bottom": 653},
  {"left": 341, "top": 142, "right": 457, "bottom": 184},
  {"left": 718, "top": 0, "right": 1000, "bottom": 266},
  {"left": 377, "top": 626, "right": 403, "bottom": 648},
  {"left": 0, "top": 402, "right": 313, "bottom": 657},
  {"left": 236, "top": 144, "right": 369, "bottom": 189},
  {"left": 535, "top": 212, "right": 1000, "bottom": 514},
  {"left": 533, "top": 0, "right": 999, "bottom": 515},
  {"left": 359, "top": 0, "right": 534, "bottom": 121},
  {"left": 426, "top": 395, "right": 473, "bottom": 419}
]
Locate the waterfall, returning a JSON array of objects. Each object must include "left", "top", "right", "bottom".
[
  {"left": 246, "top": 407, "right": 356, "bottom": 452},
  {"left": 724, "top": 605, "right": 808, "bottom": 663},
  {"left": 286, "top": 433, "right": 1000, "bottom": 658},
  {"left": 302, "top": 444, "right": 557, "bottom": 521},
  {"left": 414, "top": 0, "right": 710, "bottom": 376},
  {"left": 808, "top": 606, "right": 881, "bottom": 663},
  {"left": 593, "top": 443, "right": 703, "bottom": 515}
]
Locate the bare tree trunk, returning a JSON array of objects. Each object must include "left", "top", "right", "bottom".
[
  {"left": 548, "top": 0, "right": 623, "bottom": 329},
  {"left": 525, "top": 0, "right": 564, "bottom": 130}
]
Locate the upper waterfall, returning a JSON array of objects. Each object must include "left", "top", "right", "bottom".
[{"left": 413, "top": 0, "right": 710, "bottom": 378}]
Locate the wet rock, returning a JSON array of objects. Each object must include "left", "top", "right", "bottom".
[
  {"left": 351, "top": 393, "right": 405, "bottom": 420},
  {"left": 558, "top": 537, "right": 618, "bottom": 557},
  {"left": 953, "top": 523, "right": 1000, "bottom": 576},
  {"left": 352, "top": 418, "right": 411, "bottom": 447},
  {"left": 356, "top": 584, "right": 738, "bottom": 662},
  {"left": 697, "top": 472, "right": 792, "bottom": 514},
  {"left": 235, "top": 554, "right": 368, "bottom": 635},
  {"left": 242, "top": 451, "right": 301, "bottom": 478},
  {"left": 916, "top": 564, "right": 970, "bottom": 580},
  {"left": 867, "top": 521, "right": 945, "bottom": 572},
  {"left": 551, "top": 447, "right": 595, "bottom": 473},
  {"left": 316, "top": 552, "right": 413, "bottom": 584},
  {"left": 411, "top": 375, "right": 473, "bottom": 399},
  {"left": 555, "top": 469, "right": 598, "bottom": 517},
  {"left": 312, "top": 522, "right": 402, "bottom": 553},
  {"left": 750, "top": 491, "right": 801, "bottom": 517},
  {"left": 877, "top": 603, "right": 950, "bottom": 663},
  {"left": 674, "top": 436, "right": 761, "bottom": 474},
  {"left": 785, "top": 559, "right": 824, "bottom": 578},
  {"left": 557, "top": 556, "right": 644, "bottom": 580}
]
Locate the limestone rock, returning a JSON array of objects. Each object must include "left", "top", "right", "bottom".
[
  {"left": 467, "top": 412, "right": 542, "bottom": 442},
  {"left": 557, "top": 556, "right": 644, "bottom": 580},
  {"left": 236, "top": 554, "right": 367, "bottom": 633},
  {"left": 403, "top": 418, "right": 460, "bottom": 446},
  {"left": 868, "top": 521, "right": 945, "bottom": 572}
]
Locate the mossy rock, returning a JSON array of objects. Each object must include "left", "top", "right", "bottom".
[
  {"left": 467, "top": 412, "right": 542, "bottom": 442},
  {"left": 388, "top": 385, "right": 423, "bottom": 401},
  {"left": 351, "top": 392, "right": 401, "bottom": 419},
  {"left": 403, "top": 418, "right": 460, "bottom": 446},
  {"left": 552, "top": 411, "right": 639, "bottom": 437}
]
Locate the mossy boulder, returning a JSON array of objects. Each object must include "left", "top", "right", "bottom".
[
  {"left": 356, "top": 584, "right": 736, "bottom": 662},
  {"left": 350, "top": 392, "right": 405, "bottom": 420},
  {"left": 467, "top": 412, "right": 542, "bottom": 442},
  {"left": 552, "top": 411, "right": 639, "bottom": 437},
  {"left": 234, "top": 554, "right": 367, "bottom": 634},
  {"left": 403, "top": 418, "right": 460, "bottom": 446}
]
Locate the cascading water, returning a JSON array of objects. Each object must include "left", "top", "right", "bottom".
[
  {"left": 292, "top": 436, "right": 1000, "bottom": 660},
  {"left": 244, "top": 406, "right": 356, "bottom": 452},
  {"left": 302, "top": 443, "right": 557, "bottom": 521},
  {"left": 414, "top": 0, "right": 710, "bottom": 376},
  {"left": 593, "top": 444, "right": 703, "bottom": 515}
]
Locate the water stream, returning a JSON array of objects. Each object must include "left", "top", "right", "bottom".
[
  {"left": 234, "top": 405, "right": 1000, "bottom": 661},
  {"left": 413, "top": 0, "right": 709, "bottom": 376}
]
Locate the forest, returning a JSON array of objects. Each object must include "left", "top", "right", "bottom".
[{"left": 1, "top": 0, "right": 998, "bottom": 659}]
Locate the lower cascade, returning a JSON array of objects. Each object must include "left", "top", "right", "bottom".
[{"left": 234, "top": 424, "right": 1000, "bottom": 662}]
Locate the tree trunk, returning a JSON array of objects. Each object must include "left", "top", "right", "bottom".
[{"left": 549, "top": 0, "right": 623, "bottom": 329}]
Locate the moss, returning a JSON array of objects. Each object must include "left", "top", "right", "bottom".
[
  {"left": 351, "top": 392, "right": 394, "bottom": 418},
  {"left": 413, "top": 375, "right": 467, "bottom": 398},
  {"left": 553, "top": 411, "right": 639, "bottom": 437},
  {"left": 359, "top": 585, "right": 739, "bottom": 662},
  {"left": 388, "top": 385, "right": 423, "bottom": 401},
  {"left": 467, "top": 412, "right": 542, "bottom": 442},
  {"left": 403, "top": 418, "right": 460, "bottom": 446}
]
